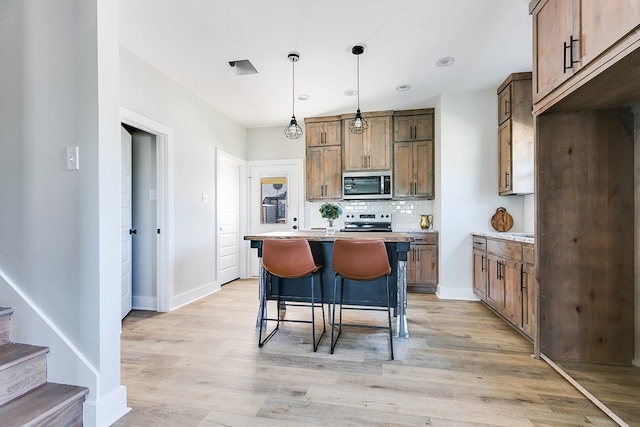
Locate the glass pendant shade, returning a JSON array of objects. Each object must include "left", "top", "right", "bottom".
[
  {"left": 348, "top": 45, "right": 368, "bottom": 134},
  {"left": 284, "top": 52, "right": 303, "bottom": 140}
]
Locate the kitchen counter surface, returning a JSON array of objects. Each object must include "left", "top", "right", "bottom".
[
  {"left": 473, "top": 231, "right": 534, "bottom": 244},
  {"left": 244, "top": 230, "right": 415, "bottom": 242}
]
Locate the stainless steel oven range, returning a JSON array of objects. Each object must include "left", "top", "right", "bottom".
[{"left": 341, "top": 211, "right": 392, "bottom": 232}]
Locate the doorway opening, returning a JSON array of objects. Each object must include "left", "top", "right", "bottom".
[{"left": 120, "top": 107, "right": 174, "bottom": 312}]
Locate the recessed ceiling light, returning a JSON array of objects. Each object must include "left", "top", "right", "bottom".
[
  {"left": 344, "top": 89, "right": 358, "bottom": 96},
  {"left": 435, "top": 56, "right": 455, "bottom": 67},
  {"left": 298, "top": 94, "right": 310, "bottom": 101},
  {"left": 396, "top": 84, "right": 411, "bottom": 92}
]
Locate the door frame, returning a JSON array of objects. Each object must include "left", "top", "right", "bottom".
[
  {"left": 119, "top": 107, "right": 174, "bottom": 312},
  {"left": 246, "top": 159, "right": 305, "bottom": 277}
]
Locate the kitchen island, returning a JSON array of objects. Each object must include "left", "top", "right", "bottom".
[{"left": 244, "top": 231, "right": 414, "bottom": 339}]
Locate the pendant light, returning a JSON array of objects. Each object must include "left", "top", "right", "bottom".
[
  {"left": 284, "top": 51, "right": 303, "bottom": 139},
  {"left": 348, "top": 45, "right": 368, "bottom": 134}
]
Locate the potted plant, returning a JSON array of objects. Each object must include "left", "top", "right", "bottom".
[{"left": 319, "top": 203, "right": 342, "bottom": 235}]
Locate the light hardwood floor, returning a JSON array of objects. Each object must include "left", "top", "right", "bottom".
[{"left": 114, "top": 279, "right": 616, "bottom": 426}]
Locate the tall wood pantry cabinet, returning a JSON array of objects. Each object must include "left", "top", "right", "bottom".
[
  {"left": 530, "top": 0, "right": 639, "bottom": 365},
  {"left": 497, "top": 73, "right": 533, "bottom": 195},
  {"left": 392, "top": 109, "right": 435, "bottom": 199},
  {"left": 304, "top": 116, "right": 343, "bottom": 200}
]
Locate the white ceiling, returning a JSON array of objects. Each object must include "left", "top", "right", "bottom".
[{"left": 119, "top": 0, "right": 533, "bottom": 129}]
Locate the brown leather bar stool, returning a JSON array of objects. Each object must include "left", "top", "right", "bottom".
[
  {"left": 259, "top": 239, "right": 326, "bottom": 351},
  {"left": 331, "top": 239, "right": 394, "bottom": 360}
]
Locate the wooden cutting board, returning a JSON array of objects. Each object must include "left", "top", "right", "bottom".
[{"left": 491, "top": 207, "right": 514, "bottom": 232}]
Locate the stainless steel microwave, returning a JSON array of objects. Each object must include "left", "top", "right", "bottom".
[{"left": 342, "top": 171, "right": 392, "bottom": 200}]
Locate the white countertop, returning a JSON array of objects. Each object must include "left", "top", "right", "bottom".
[{"left": 473, "top": 231, "right": 534, "bottom": 243}]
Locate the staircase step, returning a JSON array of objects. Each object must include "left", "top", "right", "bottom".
[
  {"left": 0, "top": 307, "right": 13, "bottom": 344},
  {"left": 0, "top": 343, "right": 48, "bottom": 405},
  {"left": 0, "top": 382, "right": 89, "bottom": 427}
]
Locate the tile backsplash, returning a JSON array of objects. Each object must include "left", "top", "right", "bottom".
[{"left": 307, "top": 200, "right": 434, "bottom": 231}]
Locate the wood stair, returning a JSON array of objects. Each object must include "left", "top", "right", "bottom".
[{"left": 0, "top": 307, "right": 89, "bottom": 426}]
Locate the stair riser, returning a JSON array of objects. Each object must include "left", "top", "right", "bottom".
[
  {"left": 24, "top": 396, "right": 86, "bottom": 427},
  {"left": 0, "top": 313, "right": 10, "bottom": 344},
  {"left": 0, "top": 354, "right": 47, "bottom": 405}
]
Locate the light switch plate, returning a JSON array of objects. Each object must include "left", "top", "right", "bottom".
[{"left": 66, "top": 146, "right": 79, "bottom": 170}]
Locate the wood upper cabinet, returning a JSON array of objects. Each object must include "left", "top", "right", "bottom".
[
  {"left": 306, "top": 145, "right": 342, "bottom": 201},
  {"left": 393, "top": 110, "right": 434, "bottom": 142},
  {"left": 406, "top": 232, "right": 438, "bottom": 293},
  {"left": 342, "top": 112, "right": 392, "bottom": 171},
  {"left": 530, "top": 0, "right": 640, "bottom": 112},
  {"left": 394, "top": 141, "right": 434, "bottom": 199},
  {"left": 393, "top": 109, "right": 435, "bottom": 199},
  {"left": 305, "top": 117, "right": 341, "bottom": 147},
  {"left": 497, "top": 73, "right": 533, "bottom": 195}
]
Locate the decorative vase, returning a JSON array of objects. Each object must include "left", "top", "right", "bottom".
[
  {"left": 420, "top": 214, "right": 433, "bottom": 230},
  {"left": 326, "top": 218, "right": 336, "bottom": 235}
]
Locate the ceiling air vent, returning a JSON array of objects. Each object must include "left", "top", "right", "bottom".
[{"left": 228, "top": 59, "right": 258, "bottom": 75}]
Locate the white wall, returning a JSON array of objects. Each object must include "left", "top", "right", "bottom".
[
  {"left": 247, "top": 127, "right": 306, "bottom": 161},
  {"left": 436, "top": 90, "right": 528, "bottom": 300},
  {"left": 0, "top": 1, "right": 126, "bottom": 425},
  {"left": 120, "top": 47, "right": 248, "bottom": 303}
]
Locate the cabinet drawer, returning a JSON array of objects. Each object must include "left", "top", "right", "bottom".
[
  {"left": 408, "top": 232, "right": 437, "bottom": 245},
  {"left": 486, "top": 239, "right": 522, "bottom": 261},
  {"left": 472, "top": 236, "right": 487, "bottom": 251},
  {"left": 522, "top": 245, "right": 534, "bottom": 264}
]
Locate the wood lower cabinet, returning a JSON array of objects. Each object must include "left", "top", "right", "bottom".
[
  {"left": 472, "top": 237, "right": 488, "bottom": 299},
  {"left": 342, "top": 112, "right": 392, "bottom": 171},
  {"left": 306, "top": 145, "right": 342, "bottom": 200},
  {"left": 406, "top": 232, "right": 438, "bottom": 293},
  {"left": 473, "top": 234, "right": 535, "bottom": 340}
]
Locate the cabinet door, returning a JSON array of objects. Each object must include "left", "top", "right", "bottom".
[
  {"left": 306, "top": 122, "right": 326, "bottom": 147},
  {"left": 323, "top": 120, "right": 342, "bottom": 146},
  {"left": 498, "top": 120, "right": 512, "bottom": 194},
  {"left": 532, "top": 0, "right": 577, "bottom": 101},
  {"left": 306, "top": 146, "right": 341, "bottom": 200},
  {"left": 393, "top": 115, "right": 415, "bottom": 142},
  {"left": 322, "top": 145, "right": 343, "bottom": 199},
  {"left": 498, "top": 85, "right": 511, "bottom": 125},
  {"left": 367, "top": 115, "right": 392, "bottom": 170},
  {"left": 414, "top": 140, "right": 434, "bottom": 199},
  {"left": 343, "top": 126, "right": 366, "bottom": 171},
  {"left": 580, "top": 1, "right": 640, "bottom": 68},
  {"left": 414, "top": 114, "right": 434, "bottom": 141},
  {"left": 406, "top": 247, "right": 418, "bottom": 285},
  {"left": 417, "top": 244, "right": 437, "bottom": 285},
  {"left": 502, "top": 259, "right": 522, "bottom": 326},
  {"left": 486, "top": 255, "right": 505, "bottom": 311},
  {"left": 393, "top": 142, "right": 413, "bottom": 197},
  {"left": 521, "top": 263, "right": 536, "bottom": 339},
  {"left": 473, "top": 249, "right": 487, "bottom": 299}
]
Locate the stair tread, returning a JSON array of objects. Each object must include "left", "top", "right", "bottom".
[
  {"left": 0, "top": 307, "right": 14, "bottom": 316},
  {"left": 0, "top": 343, "right": 49, "bottom": 370},
  {"left": 0, "top": 382, "right": 89, "bottom": 425}
]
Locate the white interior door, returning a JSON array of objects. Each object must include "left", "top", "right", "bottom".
[
  {"left": 120, "top": 126, "right": 133, "bottom": 319},
  {"left": 248, "top": 160, "right": 303, "bottom": 276},
  {"left": 217, "top": 150, "right": 242, "bottom": 284}
]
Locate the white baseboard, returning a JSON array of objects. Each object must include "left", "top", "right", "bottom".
[
  {"left": 83, "top": 385, "right": 129, "bottom": 427},
  {"left": 171, "top": 281, "right": 221, "bottom": 310},
  {"left": 132, "top": 295, "right": 156, "bottom": 311},
  {"left": 436, "top": 285, "right": 480, "bottom": 301}
]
